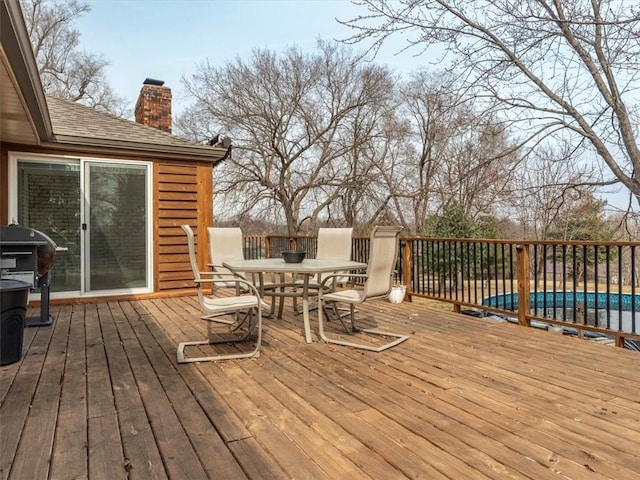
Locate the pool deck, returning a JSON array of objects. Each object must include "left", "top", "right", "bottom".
[{"left": 2, "top": 294, "right": 640, "bottom": 479}]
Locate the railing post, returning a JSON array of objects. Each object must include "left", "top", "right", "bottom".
[
  {"left": 516, "top": 244, "right": 531, "bottom": 327},
  {"left": 401, "top": 239, "right": 412, "bottom": 302}
]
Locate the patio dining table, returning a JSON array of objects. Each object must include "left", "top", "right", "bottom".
[{"left": 222, "top": 258, "right": 367, "bottom": 343}]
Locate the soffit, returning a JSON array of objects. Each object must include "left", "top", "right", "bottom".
[
  {"left": 0, "top": 34, "right": 39, "bottom": 145},
  {"left": 0, "top": 0, "right": 51, "bottom": 146}
]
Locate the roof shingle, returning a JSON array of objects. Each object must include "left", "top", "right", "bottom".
[{"left": 45, "top": 96, "right": 224, "bottom": 161}]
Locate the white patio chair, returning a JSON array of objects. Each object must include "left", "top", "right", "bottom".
[
  {"left": 177, "top": 225, "right": 265, "bottom": 363},
  {"left": 292, "top": 227, "right": 353, "bottom": 313},
  {"left": 208, "top": 227, "right": 278, "bottom": 317},
  {"left": 317, "top": 225, "right": 409, "bottom": 352},
  {"left": 314, "top": 227, "right": 354, "bottom": 284}
]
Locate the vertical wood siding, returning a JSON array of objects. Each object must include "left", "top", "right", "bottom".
[{"left": 155, "top": 161, "right": 212, "bottom": 291}]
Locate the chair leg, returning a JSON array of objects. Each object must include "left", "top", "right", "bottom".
[
  {"left": 277, "top": 289, "right": 285, "bottom": 319},
  {"left": 177, "top": 309, "right": 262, "bottom": 363},
  {"left": 258, "top": 286, "right": 279, "bottom": 319},
  {"left": 318, "top": 299, "right": 409, "bottom": 353},
  {"left": 269, "top": 291, "right": 278, "bottom": 317},
  {"left": 201, "top": 313, "right": 235, "bottom": 325}
]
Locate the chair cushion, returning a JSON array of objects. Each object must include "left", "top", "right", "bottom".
[
  {"left": 202, "top": 295, "right": 260, "bottom": 313},
  {"left": 322, "top": 289, "right": 365, "bottom": 304}
]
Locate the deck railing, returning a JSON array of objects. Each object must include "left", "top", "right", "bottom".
[
  {"left": 405, "top": 238, "right": 640, "bottom": 346},
  {"left": 246, "top": 234, "right": 640, "bottom": 348}
]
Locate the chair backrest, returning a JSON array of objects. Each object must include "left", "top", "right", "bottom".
[
  {"left": 363, "top": 226, "right": 402, "bottom": 299},
  {"left": 316, "top": 227, "right": 353, "bottom": 260},
  {"left": 208, "top": 227, "right": 245, "bottom": 283},
  {"left": 181, "top": 224, "right": 202, "bottom": 282},
  {"left": 208, "top": 227, "right": 244, "bottom": 265}
]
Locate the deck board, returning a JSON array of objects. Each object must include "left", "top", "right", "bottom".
[
  {"left": 1, "top": 294, "right": 640, "bottom": 479},
  {"left": 121, "top": 301, "right": 247, "bottom": 480},
  {"left": 85, "top": 302, "right": 128, "bottom": 480},
  {"left": 100, "top": 301, "right": 168, "bottom": 480},
  {"left": 0, "top": 315, "right": 52, "bottom": 477},
  {"left": 9, "top": 304, "right": 65, "bottom": 480},
  {"left": 49, "top": 304, "right": 88, "bottom": 480}
]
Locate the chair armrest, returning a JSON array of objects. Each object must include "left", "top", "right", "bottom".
[
  {"left": 319, "top": 273, "right": 367, "bottom": 289},
  {"left": 208, "top": 263, "right": 229, "bottom": 269},
  {"left": 202, "top": 270, "right": 241, "bottom": 278},
  {"left": 194, "top": 276, "right": 261, "bottom": 296}
]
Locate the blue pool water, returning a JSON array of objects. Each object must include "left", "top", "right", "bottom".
[
  {"left": 483, "top": 291, "right": 640, "bottom": 312},
  {"left": 482, "top": 291, "right": 640, "bottom": 334}
]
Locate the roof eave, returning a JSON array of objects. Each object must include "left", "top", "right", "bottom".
[
  {"left": 1, "top": 0, "right": 53, "bottom": 142},
  {"left": 42, "top": 135, "right": 230, "bottom": 163}
]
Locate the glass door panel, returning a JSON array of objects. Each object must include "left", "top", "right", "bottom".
[
  {"left": 17, "top": 161, "right": 81, "bottom": 292},
  {"left": 86, "top": 162, "right": 149, "bottom": 292}
]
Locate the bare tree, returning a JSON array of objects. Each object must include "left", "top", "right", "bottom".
[
  {"left": 511, "top": 143, "right": 597, "bottom": 240},
  {"left": 434, "top": 116, "right": 520, "bottom": 219},
  {"left": 177, "top": 41, "right": 396, "bottom": 234},
  {"left": 393, "top": 72, "right": 519, "bottom": 234},
  {"left": 395, "top": 73, "right": 445, "bottom": 234},
  {"left": 326, "top": 101, "right": 411, "bottom": 233},
  {"left": 341, "top": 1, "right": 640, "bottom": 206},
  {"left": 20, "top": 0, "right": 129, "bottom": 116}
]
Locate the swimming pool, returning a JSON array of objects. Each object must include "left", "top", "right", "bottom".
[{"left": 482, "top": 291, "right": 640, "bottom": 334}]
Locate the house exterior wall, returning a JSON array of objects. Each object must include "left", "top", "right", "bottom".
[
  {"left": 0, "top": 143, "right": 213, "bottom": 298},
  {"left": 154, "top": 161, "right": 212, "bottom": 291}
]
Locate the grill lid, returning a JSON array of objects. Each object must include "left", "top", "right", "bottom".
[{"left": 0, "top": 224, "right": 58, "bottom": 277}]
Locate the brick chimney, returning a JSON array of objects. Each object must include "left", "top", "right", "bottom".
[{"left": 135, "top": 78, "right": 172, "bottom": 133}]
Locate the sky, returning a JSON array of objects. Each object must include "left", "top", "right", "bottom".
[{"left": 74, "top": 0, "right": 420, "bottom": 116}]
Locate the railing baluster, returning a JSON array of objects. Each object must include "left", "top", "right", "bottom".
[
  {"left": 606, "top": 246, "right": 611, "bottom": 328},
  {"left": 562, "top": 245, "right": 567, "bottom": 322},
  {"left": 619, "top": 245, "right": 623, "bottom": 316},
  {"left": 454, "top": 241, "right": 459, "bottom": 301},
  {"left": 572, "top": 245, "right": 578, "bottom": 324},
  {"left": 532, "top": 245, "right": 538, "bottom": 315},
  {"left": 466, "top": 242, "right": 472, "bottom": 304},
  {"left": 594, "top": 245, "right": 599, "bottom": 327},
  {"left": 473, "top": 242, "right": 478, "bottom": 305},
  {"left": 632, "top": 245, "right": 636, "bottom": 334},
  {"left": 552, "top": 244, "right": 557, "bottom": 317},
  {"left": 508, "top": 243, "right": 515, "bottom": 310},
  {"left": 543, "top": 244, "right": 548, "bottom": 319},
  {"left": 480, "top": 243, "right": 485, "bottom": 302},
  {"left": 582, "top": 244, "right": 588, "bottom": 327}
]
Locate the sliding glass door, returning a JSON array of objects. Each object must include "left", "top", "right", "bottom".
[
  {"left": 16, "top": 160, "right": 82, "bottom": 292},
  {"left": 12, "top": 155, "right": 152, "bottom": 295},
  {"left": 85, "top": 162, "right": 149, "bottom": 292}
]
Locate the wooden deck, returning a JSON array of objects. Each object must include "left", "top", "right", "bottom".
[{"left": 2, "top": 293, "right": 640, "bottom": 480}]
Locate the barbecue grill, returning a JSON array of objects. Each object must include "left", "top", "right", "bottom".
[{"left": 0, "top": 224, "right": 58, "bottom": 327}]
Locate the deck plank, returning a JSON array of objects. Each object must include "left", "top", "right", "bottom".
[
  {"left": 8, "top": 305, "right": 66, "bottom": 479},
  {"left": 240, "top": 340, "right": 438, "bottom": 479},
  {"left": 97, "top": 301, "right": 168, "bottom": 480},
  {"left": 137, "top": 297, "right": 258, "bottom": 442},
  {"left": 109, "top": 303, "right": 210, "bottom": 480},
  {"left": 49, "top": 304, "right": 88, "bottom": 480},
  {"left": 269, "top": 324, "right": 512, "bottom": 479},
  {"left": 0, "top": 312, "right": 56, "bottom": 478},
  {"left": 239, "top": 352, "right": 408, "bottom": 479},
  {"left": 118, "top": 300, "right": 248, "bottom": 480},
  {"left": 85, "top": 303, "right": 128, "bottom": 479}
]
